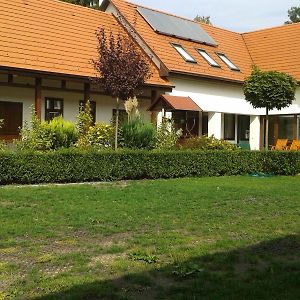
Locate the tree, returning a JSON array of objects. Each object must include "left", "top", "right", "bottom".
[
  {"left": 243, "top": 67, "right": 297, "bottom": 150},
  {"left": 285, "top": 6, "right": 300, "bottom": 24},
  {"left": 194, "top": 15, "right": 212, "bottom": 25},
  {"left": 93, "top": 28, "right": 151, "bottom": 149},
  {"left": 60, "top": 0, "right": 99, "bottom": 9}
]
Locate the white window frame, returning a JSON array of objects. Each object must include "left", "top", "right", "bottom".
[
  {"left": 216, "top": 53, "right": 240, "bottom": 71},
  {"left": 172, "top": 43, "right": 197, "bottom": 63},
  {"left": 197, "top": 49, "right": 220, "bottom": 67}
]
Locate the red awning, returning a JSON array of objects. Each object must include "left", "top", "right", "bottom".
[{"left": 148, "top": 94, "right": 202, "bottom": 112}]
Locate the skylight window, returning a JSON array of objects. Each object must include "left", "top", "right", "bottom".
[
  {"left": 217, "top": 53, "right": 240, "bottom": 71},
  {"left": 197, "top": 49, "right": 220, "bottom": 67},
  {"left": 172, "top": 44, "right": 196, "bottom": 63}
]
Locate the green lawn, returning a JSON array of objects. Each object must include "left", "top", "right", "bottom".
[{"left": 0, "top": 176, "right": 299, "bottom": 299}]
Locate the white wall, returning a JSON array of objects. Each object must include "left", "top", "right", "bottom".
[
  {"left": 0, "top": 85, "right": 35, "bottom": 125},
  {"left": 168, "top": 76, "right": 258, "bottom": 149},
  {"left": 0, "top": 80, "right": 152, "bottom": 126}
]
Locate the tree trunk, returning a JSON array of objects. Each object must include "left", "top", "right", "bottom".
[
  {"left": 114, "top": 97, "right": 119, "bottom": 150},
  {"left": 265, "top": 107, "right": 269, "bottom": 151}
]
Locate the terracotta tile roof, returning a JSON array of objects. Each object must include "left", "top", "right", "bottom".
[
  {"left": 148, "top": 94, "right": 202, "bottom": 111},
  {"left": 108, "top": 0, "right": 254, "bottom": 83},
  {"left": 242, "top": 23, "right": 300, "bottom": 81},
  {"left": 0, "top": 0, "right": 170, "bottom": 87}
]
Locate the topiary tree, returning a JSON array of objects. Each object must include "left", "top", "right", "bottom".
[
  {"left": 244, "top": 67, "right": 298, "bottom": 150},
  {"left": 93, "top": 28, "right": 151, "bottom": 149}
]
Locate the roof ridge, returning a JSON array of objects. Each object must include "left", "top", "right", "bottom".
[
  {"left": 122, "top": 0, "right": 211, "bottom": 27},
  {"left": 35, "top": 0, "right": 110, "bottom": 15},
  {"left": 242, "top": 21, "right": 300, "bottom": 35}
]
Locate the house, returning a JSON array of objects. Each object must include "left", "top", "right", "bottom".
[
  {"left": 0, "top": 0, "right": 171, "bottom": 140},
  {"left": 1, "top": 0, "right": 300, "bottom": 150},
  {"left": 100, "top": 0, "right": 300, "bottom": 150}
]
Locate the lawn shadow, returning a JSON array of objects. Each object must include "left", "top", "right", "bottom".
[{"left": 34, "top": 234, "right": 300, "bottom": 300}]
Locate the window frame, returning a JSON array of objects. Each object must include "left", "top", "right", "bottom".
[
  {"left": 216, "top": 52, "right": 240, "bottom": 71},
  {"left": 45, "top": 97, "right": 64, "bottom": 121},
  {"left": 196, "top": 48, "right": 220, "bottom": 68},
  {"left": 171, "top": 43, "right": 197, "bottom": 64}
]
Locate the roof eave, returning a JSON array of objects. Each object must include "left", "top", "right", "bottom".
[{"left": 169, "top": 70, "right": 245, "bottom": 85}]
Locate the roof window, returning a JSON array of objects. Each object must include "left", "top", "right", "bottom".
[
  {"left": 216, "top": 53, "right": 240, "bottom": 71},
  {"left": 172, "top": 44, "right": 196, "bottom": 63},
  {"left": 197, "top": 49, "right": 220, "bottom": 67}
]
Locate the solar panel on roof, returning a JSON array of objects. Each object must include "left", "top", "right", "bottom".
[{"left": 137, "top": 6, "right": 217, "bottom": 46}]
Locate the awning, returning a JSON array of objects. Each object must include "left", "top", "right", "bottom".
[{"left": 148, "top": 94, "right": 202, "bottom": 112}]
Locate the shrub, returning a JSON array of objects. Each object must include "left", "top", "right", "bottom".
[
  {"left": 49, "top": 116, "right": 78, "bottom": 149},
  {"left": 17, "top": 109, "right": 77, "bottom": 151},
  {"left": 86, "top": 122, "right": 114, "bottom": 148},
  {"left": 18, "top": 113, "right": 54, "bottom": 151},
  {"left": 180, "top": 136, "right": 238, "bottom": 151},
  {"left": 121, "top": 117, "right": 156, "bottom": 149},
  {"left": 0, "top": 150, "right": 300, "bottom": 185},
  {"left": 76, "top": 101, "right": 93, "bottom": 148},
  {"left": 155, "top": 118, "right": 181, "bottom": 150}
]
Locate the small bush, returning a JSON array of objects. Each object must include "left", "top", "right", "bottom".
[
  {"left": 86, "top": 122, "right": 114, "bottom": 148},
  {"left": 122, "top": 117, "right": 156, "bottom": 149},
  {"left": 155, "top": 118, "right": 181, "bottom": 150},
  {"left": 17, "top": 109, "right": 77, "bottom": 150},
  {"left": 76, "top": 101, "right": 93, "bottom": 148},
  {"left": 18, "top": 114, "right": 54, "bottom": 151},
  {"left": 49, "top": 116, "right": 78, "bottom": 149},
  {"left": 180, "top": 136, "right": 238, "bottom": 151}
]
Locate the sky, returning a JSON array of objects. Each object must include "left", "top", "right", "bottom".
[{"left": 118, "top": 0, "right": 300, "bottom": 32}]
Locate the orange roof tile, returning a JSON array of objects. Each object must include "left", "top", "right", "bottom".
[
  {"left": 107, "top": 0, "right": 300, "bottom": 83},
  {"left": 0, "top": 0, "right": 170, "bottom": 87},
  {"left": 108, "top": 0, "right": 254, "bottom": 83},
  {"left": 242, "top": 23, "right": 300, "bottom": 81}
]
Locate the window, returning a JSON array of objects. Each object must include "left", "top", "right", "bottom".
[
  {"left": 202, "top": 112, "right": 208, "bottom": 135},
  {"left": 224, "top": 113, "right": 235, "bottom": 140},
  {"left": 238, "top": 115, "right": 250, "bottom": 142},
  {"left": 197, "top": 49, "right": 220, "bottom": 67},
  {"left": 45, "top": 98, "right": 63, "bottom": 121},
  {"left": 216, "top": 53, "right": 240, "bottom": 71},
  {"left": 172, "top": 43, "right": 196, "bottom": 63},
  {"left": 79, "top": 100, "right": 96, "bottom": 124},
  {"left": 172, "top": 110, "right": 199, "bottom": 136}
]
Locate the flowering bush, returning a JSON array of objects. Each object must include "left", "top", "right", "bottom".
[
  {"left": 86, "top": 122, "right": 114, "bottom": 148},
  {"left": 180, "top": 135, "right": 238, "bottom": 150},
  {"left": 76, "top": 100, "right": 93, "bottom": 148},
  {"left": 155, "top": 117, "right": 181, "bottom": 150},
  {"left": 17, "top": 108, "right": 77, "bottom": 151}
]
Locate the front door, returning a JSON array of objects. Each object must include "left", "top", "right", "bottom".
[{"left": 0, "top": 101, "right": 23, "bottom": 140}]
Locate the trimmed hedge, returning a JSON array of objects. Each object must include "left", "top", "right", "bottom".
[{"left": 0, "top": 149, "right": 300, "bottom": 184}]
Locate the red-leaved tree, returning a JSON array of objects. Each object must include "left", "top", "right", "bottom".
[{"left": 93, "top": 28, "right": 151, "bottom": 149}]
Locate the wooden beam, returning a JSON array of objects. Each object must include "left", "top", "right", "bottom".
[
  {"left": 35, "top": 78, "right": 42, "bottom": 120},
  {"left": 84, "top": 82, "right": 91, "bottom": 104},
  {"left": 151, "top": 90, "right": 159, "bottom": 124},
  {"left": 8, "top": 74, "right": 13, "bottom": 83},
  {"left": 61, "top": 80, "right": 66, "bottom": 89}
]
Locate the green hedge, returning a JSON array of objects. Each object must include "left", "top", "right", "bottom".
[{"left": 0, "top": 149, "right": 300, "bottom": 184}]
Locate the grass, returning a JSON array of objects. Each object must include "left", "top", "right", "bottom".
[{"left": 0, "top": 176, "right": 299, "bottom": 299}]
